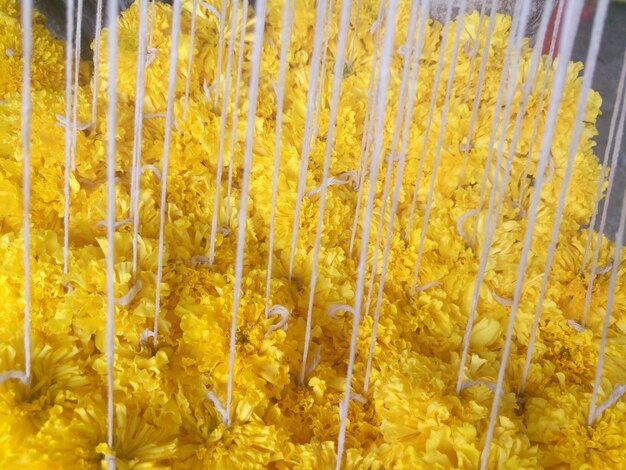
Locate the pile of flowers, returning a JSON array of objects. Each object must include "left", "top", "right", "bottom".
[{"left": 1, "top": 0, "right": 625, "bottom": 467}]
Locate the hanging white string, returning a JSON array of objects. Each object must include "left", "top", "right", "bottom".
[
  {"left": 517, "top": 0, "right": 566, "bottom": 208},
  {"left": 0, "top": 0, "right": 34, "bottom": 387},
  {"left": 403, "top": 0, "right": 455, "bottom": 247},
  {"left": 130, "top": 0, "right": 150, "bottom": 278},
  {"left": 456, "top": 0, "right": 553, "bottom": 394},
  {"left": 520, "top": 0, "right": 610, "bottom": 393},
  {"left": 213, "top": 0, "right": 228, "bottom": 106},
  {"left": 91, "top": 0, "right": 103, "bottom": 127},
  {"left": 581, "top": 61, "right": 626, "bottom": 327},
  {"left": 581, "top": 46, "right": 626, "bottom": 274},
  {"left": 224, "top": 0, "right": 250, "bottom": 224},
  {"left": 104, "top": 0, "right": 119, "bottom": 464},
  {"left": 410, "top": 0, "right": 472, "bottom": 292},
  {"left": 152, "top": 0, "right": 183, "bottom": 348},
  {"left": 70, "top": 0, "right": 85, "bottom": 170},
  {"left": 363, "top": 0, "right": 424, "bottom": 319},
  {"left": 479, "top": 1, "right": 584, "bottom": 467},
  {"left": 348, "top": 3, "right": 386, "bottom": 256},
  {"left": 300, "top": 0, "right": 353, "bottom": 387},
  {"left": 336, "top": 0, "right": 398, "bottom": 466},
  {"left": 208, "top": 0, "right": 242, "bottom": 266},
  {"left": 287, "top": 0, "right": 330, "bottom": 278},
  {"left": 264, "top": 0, "right": 295, "bottom": 315},
  {"left": 456, "top": 1, "right": 554, "bottom": 393},
  {"left": 457, "top": 0, "right": 499, "bottom": 184},
  {"left": 588, "top": 170, "right": 626, "bottom": 425},
  {"left": 183, "top": 0, "right": 199, "bottom": 120},
  {"left": 225, "top": 0, "right": 267, "bottom": 426},
  {"left": 63, "top": 0, "right": 76, "bottom": 276},
  {"left": 364, "top": 0, "right": 430, "bottom": 392}
]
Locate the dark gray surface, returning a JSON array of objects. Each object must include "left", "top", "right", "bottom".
[{"left": 572, "top": 2, "right": 626, "bottom": 244}]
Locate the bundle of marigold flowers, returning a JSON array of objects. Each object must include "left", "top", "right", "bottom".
[{"left": 1, "top": 0, "right": 625, "bottom": 468}]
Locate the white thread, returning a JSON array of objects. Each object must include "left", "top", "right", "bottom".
[
  {"left": 404, "top": 0, "right": 456, "bottom": 246},
  {"left": 105, "top": 0, "right": 119, "bottom": 461},
  {"left": 0, "top": 370, "right": 29, "bottom": 385},
  {"left": 411, "top": 0, "right": 471, "bottom": 293},
  {"left": 70, "top": 0, "right": 85, "bottom": 171},
  {"left": 458, "top": 380, "right": 497, "bottom": 393},
  {"left": 491, "top": 290, "right": 514, "bottom": 307},
  {"left": 287, "top": 0, "right": 330, "bottom": 278},
  {"left": 581, "top": 50, "right": 626, "bottom": 327},
  {"left": 457, "top": 0, "right": 553, "bottom": 397},
  {"left": 305, "top": 171, "right": 358, "bottom": 197},
  {"left": 327, "top": 304, "right": 356, "bottom": 319},
  {"left": 456, "top": 208, "right": 479, "bottom": 247},
  {"left": 152, "top": 0, "right": 184, "bottom": 349},
  {"left": 207, "top": 391, "right": 230, "bottom": 425},
  {"left": 412, "top": 279, "right": 441, "bottom": 294},
  {"left": 348, "top": 3, "right": 387, "bottom": 256},
  {"left": 142, "top": 163, "right": 162, "bottom": 180},
  {"left": 200, "top": 1, "right": 222, "bottom": 21},
  {"left": 91, "top": 0, "right": 103, "bottom": 126},
  {"left": 265, "top": 0, "right": 295, "bottom": 316},
  {"left": 145, "top": 47, "right": 157, "bottom": 67},
  {"left": 63, "top": 0, "right": 75, "bottom": 277},
  {"left": 458, "top": 0, "right": 499, "bottom": 183},
  {"left": 56, "top": 113, "right": 91, "bottom": 131},
  {"left": 130, "top": 0, "right": 150, "bottom": 278},
  {"left": 104, "top": 453, "right": 116, "bottom": 470},
  {"left": 567, "top": 319, "right": 586, "bottom": 332},
  {"left": 225, "top": 0, "right": 267, "bottom": 426},
  {"left": 591, "top": 384, "right": 626, "bottom": 424},
  {"left": 300, "top": 0, "right": 353, "bottom": 385},
  {"left": 115, "top": 280, "right": 143, "bottom": 307},
  {"left": 139, "top": 328, "right": 155, "bottom": 346},
  {"left": 593, "top": 262, "right": 613, "bottom": 276},
  {"left": 212, "top": 0, "right": 227, "bottom": 106},
  {"left": 582, "top": 47, "right": 626, "bottom": 271},
  {"left": 189, "top": 255, "right": 211, "bottom": 266},
  {"left": 224, "top": 0, "right": 250, "bottom": 223},
  {"left": 364, "top": 0, "right": 430, "bottom": 393},
  {"left": 336, "top": 1, "right": 398, "bottom": 466},
  {"left": 303, "top": 344, "right": 322, "bottom": 377},
  {"left": 183, "top": 0, "right": 200, "bottom": 120},
  {"left": 208, "top": 0, "right": 242, "bottom": 266},
  {"left": 265, "top": 304, "right": 289, "bottom": 336},
  {"left": 480, "top": 2, "right": 585, "bottom": 467},
  {"left": 96, "top": 218, "right": 132, "bottom": 229}
]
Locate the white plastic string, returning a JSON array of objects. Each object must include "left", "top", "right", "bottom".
[
  {"left": 70, "top": 0, "right": 85, "bottom": 170},
  {"left": 520, "top": 0, "right": 610, "bottom": 393},
  {"left": 363, "top": 0, "right": 423, "bottom": 319},
  {"left": 213, "top": 0, "right": 228, "bottom": 106},
  {"left": 457, "top": 0, "right": 551, "bottom": 393},
  {"left": 131, "top": 0, "right": 150, "bottom": 277},
  {"left": 152, "top": 0, "right": 183, "bottom": 348},
  {"left": 224, "top": 0, "right": 250, "bottom": 224},
  {"left": 581, "top": 46, "right": 626, "bottom": 274},
  {"left": 588, "top": 172, "right": 626, "bottom": 425},
  {"left": 461, "top": 0, "right": 490, "bottom": 105},
  {"left": 479, "top": 1, "right": 584, "bottom": 467},
  {"left": 581, "top": 55, "right": 626, "bottom": 327},
  {"left": 364, "top": 0, "right": 430, "bottom": 392},
  {"left": 225, "top": 0, "right": 267, "bottom": 425},
  {"left": 91, "top": 0, "right": 103, "bottom": 126},
  {"left": 336, "top": 0, "right": 398, "bottom": 466},
  {"left": 287, "top": 0, "right": 330, "bottom": 278},
  {"left": 470, "top": 0, "right": 528, "bottom": 246},
  {"left": 517, "top": 0, "right": 566, "bottom": 207},
  {"left": 410, "top": 0, "right": 472, "bottom": 292},
  {"left": 208, "top": 0, "right": 242, "bottom": 266},
  {"left": 348, "top": 3, "right": 386, "bottom": 256},
  {"left": 457, "top": 0, "right": 499, "bottom": 184},
  {"left": 63, "top": 0, "right": 76, "bottom": 276},
  {"left": 265, "top": 0, "right": 295, "bottom": 315},
  {"left": 299, "top": 0, "right": 353, "bottom": 387},
  {"left": 403, "top": 0, "right": 455, "bottom": 245},
  {"left": 183, "top": 0, "right": 200, "bottom": 120},
  {"left": 105, "top": 0, "right": 119, "bottom": 464}
]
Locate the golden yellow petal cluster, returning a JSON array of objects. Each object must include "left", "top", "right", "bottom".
[{"left": 1, "top": 0, "right": 625, "bottom": 468}]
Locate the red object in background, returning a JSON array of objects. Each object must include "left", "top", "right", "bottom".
[{"left": 542, "top": 0, "right": 597, "bottom": 56}]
